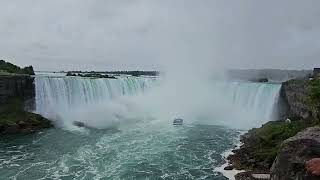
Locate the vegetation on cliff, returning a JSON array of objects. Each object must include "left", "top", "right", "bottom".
[
  {"left": 307, "top": 78, "right": 320, "bottom": 120},
  {"left": 0, "top": 98, "right": 51, "bottom": 135},
  {"left": 229, "top": 120, "right": 317, "bottom": 172},
  {"left": 0, "top": 60, "right": 35, "bottom": 75}
]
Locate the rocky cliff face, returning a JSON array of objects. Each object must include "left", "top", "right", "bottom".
[
  {"left": 0, "top": 75, "right": 52, "bottom": 135},
  {"left": 271, "top": 127, "right": 320, "bottom": 180},
  {"left": 279, "top": 79, "right": 314, "bottom": 120},
  {"left": 0, "top": 75, "right": 35, "bottom": 110}
]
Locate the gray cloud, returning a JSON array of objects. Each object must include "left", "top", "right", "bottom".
[{"left": 0, "top": 0, "right": 319, "bottom": 71}]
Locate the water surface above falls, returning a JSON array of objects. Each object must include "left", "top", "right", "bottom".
[{"left": 0, "top": 76, "right": 282, "bottom": 179}]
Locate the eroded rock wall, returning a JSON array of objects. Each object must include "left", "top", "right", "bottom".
[
  {"left": 0, "top": 75, "right": 35, "bottom": 109},
  {"left": 279, "top": 79, "right": 314, "bottom": 120}
]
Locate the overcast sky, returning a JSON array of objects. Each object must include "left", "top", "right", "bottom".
[{"left": 0, "top": 0, "right": 320, "bottom": 71}]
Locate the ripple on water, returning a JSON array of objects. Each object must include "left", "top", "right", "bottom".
[{"left": 0, "top": 125, "right": 238, "bottom": 180}]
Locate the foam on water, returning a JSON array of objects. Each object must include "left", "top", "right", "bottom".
[{"left": 0, "top": 124, "right": 238, "bottom": 179}]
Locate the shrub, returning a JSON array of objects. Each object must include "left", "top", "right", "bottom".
[{"left": 0, "top": 60, "right": 35, "bottom": 75}]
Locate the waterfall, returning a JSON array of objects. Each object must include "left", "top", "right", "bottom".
[
  {"left": 212, "top": 82, "right": 282, "bottom": 127},
  {"left": 35, "top": 76, "right": 155, "bottom": 120},
  {"left": 34, "top": 76, "right": 281, "bottom": 129}
]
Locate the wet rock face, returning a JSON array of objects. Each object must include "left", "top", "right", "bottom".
[
  {"left": 0, "top": 75, "right": 35, "bottom": 109},
  {"left": 271, "top": 127, "right": 320, "bottom": 180},
  {"left": 279, "top": 79, "right": 314, "bottom": 120}
]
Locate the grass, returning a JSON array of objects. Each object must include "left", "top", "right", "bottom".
[{"left": 250, "top": 121, "right": 318, "bottom": 166}]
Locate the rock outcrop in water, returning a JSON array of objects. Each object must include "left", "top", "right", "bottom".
[{"left": 271, "top": 127, "right": 320, "bottom": 180}]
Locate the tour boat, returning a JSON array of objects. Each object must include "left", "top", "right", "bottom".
[{"left": 173, "top": 118, "right": 183, "bottom": 125}]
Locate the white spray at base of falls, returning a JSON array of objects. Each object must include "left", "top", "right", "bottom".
[{"left": 35, "top": 76, "right": 281, "bottom": 130}]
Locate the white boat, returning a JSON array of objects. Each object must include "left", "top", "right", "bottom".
[{"left": 173, "top": 118, "right": 183, "bottom": 125}]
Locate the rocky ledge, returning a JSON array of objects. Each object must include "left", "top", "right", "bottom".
[
  {"left": 0, "top": 112, "right": 52, "bottom": 135},
  {"left": 0, "top": 98, "right": 52, "bottom": 135}
]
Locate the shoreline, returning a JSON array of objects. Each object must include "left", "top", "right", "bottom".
[{"left": 214, "top": 131, "right": 245, "bottom": 180}]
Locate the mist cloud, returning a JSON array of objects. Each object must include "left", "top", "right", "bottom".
[{"left": 0, "top": 0, "right": 319, "bottom": 71}]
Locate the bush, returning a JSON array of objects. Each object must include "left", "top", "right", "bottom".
[
  {"left": 250, "top": 121, "right": 316, "bottom": 167},
  {"left": 0, "top": 60, "right": 35, "bottom": 75}
]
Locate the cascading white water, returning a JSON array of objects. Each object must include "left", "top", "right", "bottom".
[
  {"left": 35, "top": 76, "right": 281, "bottom": 129},
  {"left": 35, "top": 76, "right": 156, "bottom": 121},
  {"left": 210, "top": 82, "right": 281, "bottom": 127}
]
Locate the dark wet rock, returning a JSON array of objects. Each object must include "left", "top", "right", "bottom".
[
  {"left": 17, "top": 120, "right": 27, "bottom": 127},
  {"left": 73, "top": 121, "right": 85, "bottom": 127},
  {"left": 249, "top": 78, "right": 268, "bottom": 83},
  {"left": 271, "top": 127, "right": 320, "bottom": 180},
  {"left": 224, "top": 165, "right": 234, "bottom": 170},
  {"left": 4, "top": 123, "right": 19, "bottom": 134}
]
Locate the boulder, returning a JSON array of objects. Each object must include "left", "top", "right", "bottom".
[
  {"left": 17, "top": 120, "right": 27, "bottom": 127},
  {"left": 271, "top": 127, "right": 320, "bottom": 180},
  {"left": 224, "top": 165, "right": 234, "bottom": 170},
  {"left": 4, "top": 123, "right": 19, "bottom": 134}
]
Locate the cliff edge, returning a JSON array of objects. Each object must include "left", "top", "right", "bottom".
[{"left": 0, "top": 61, "right": 52, "bottom": 135}]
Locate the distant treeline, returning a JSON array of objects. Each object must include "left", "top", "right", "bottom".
[
  {"left": 227, "top": 69, "right": 312, "bottom": 82},
  {"left": 67, "top": 71, "right": 159, "bottom": 77},
  {"left": 0, "top": 60, "right": 35, "bottom": 75},
  {"left": 66, "top": 72, "right": 116, "bottom": 79}
]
